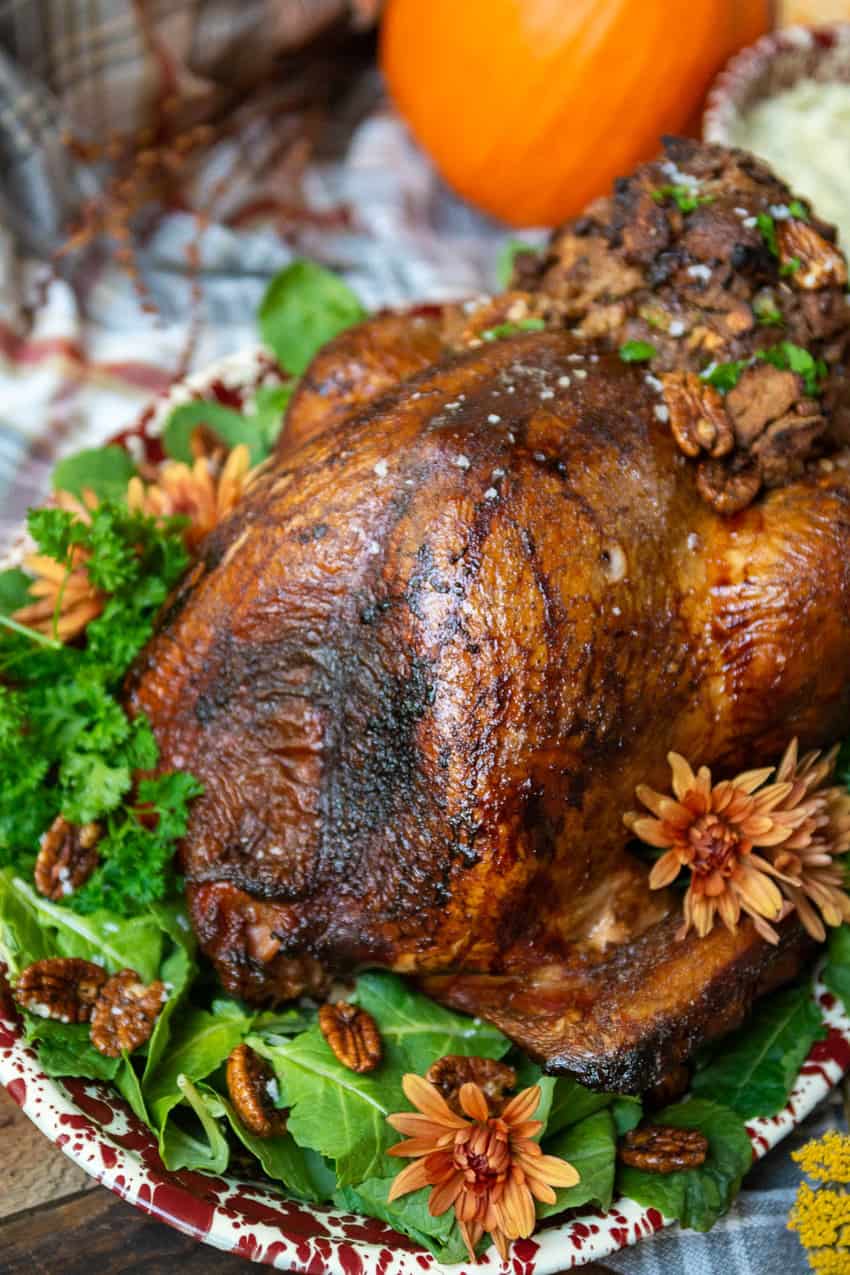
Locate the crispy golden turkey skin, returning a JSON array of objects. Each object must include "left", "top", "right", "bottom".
[{"left": 126, "top": 327, "right": 850, "bottom": 1087}]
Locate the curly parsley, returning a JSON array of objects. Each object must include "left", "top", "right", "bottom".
[{"left": 0, "top": 501, "right": 201, "bottom": 912}]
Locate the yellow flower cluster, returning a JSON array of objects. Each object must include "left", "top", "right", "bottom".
[
  {"left": 794, "top": 1131, "right": 850, "bottom": 1185},
  {"left": 788, "top": 1133, "right": 850, "bottom": 1272}
]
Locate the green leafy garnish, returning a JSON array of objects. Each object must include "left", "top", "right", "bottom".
[
  {"left": 651, "top": 185, "right": 714, "bottom": 214},
  {"left": 0, "top": 568, "right": 32, "bottom": 617},
  {"left": 691, "top": 984, "right": 825, "bottom": 1117},
  {"left": 619, "top": 340, "right": 657, "bottom": 363},
  {"left": 162, "top": 384, "right": 291, "bottom": 466},
  {"left": 756, "top": 341, "right": 828, "bottom": 397},
  {"left": 699, "top": 359, "right": 749, "bottom": 392},
  {"left": 0, "top": 501, "right": 197, "bottom": 897},
  {"left": 780, "top": 256, "right": 801, "bottom": 277},
  {"left": 481, "top": 318, "right": 546, "bottom": 341},
  {"left": 823, "top": 922, "right": 850, "bottom": 1012},
  {"left": 789, "top": 200, "right": 809, "bottom": 221},
  {"left": 495, "top": 239, "right": 537, "bottom": 289},
  {"left": 757, "top": 211, "right": 779, "bottom": 257},
  {"left": 52, "top": 446, "right": 138, "bottom": 502},
  {"left": 259, "top": 260, "right": 366, "bottom": 376},
  {"left": 536, "top": 1110, "right": 618, "bottom": 1216},
  {"left": 617, "top": 1099, "right": 753, "bottom": 1231}
]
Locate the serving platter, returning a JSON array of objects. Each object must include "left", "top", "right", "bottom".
[
  {"left": 2, "top": 348, "right": 850, "bottom": 1272},
  {"left": 2, "top": 964, "right": 848, "bottom": 1273}
]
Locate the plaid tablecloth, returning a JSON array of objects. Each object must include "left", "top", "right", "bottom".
[{"left": 0, "top": 5, "right": 845, "bottom": 1272}]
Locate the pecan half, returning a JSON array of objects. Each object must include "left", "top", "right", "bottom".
[
  {"left": 426, "top": 1055, "right": 517, "bottom": 1115},
  {"left": 14, "top": 958, "right": 107, "bottom": 1024},
  {"left": 661, "top": 371, "right": 734, "bottom": 460},
  {"left": 778, "top": 219, "right": 848, "bottom": 291},
  {"left": 34, "top": 815, "right": 100, "bottom": 901},
  {"left": 696, "top": 455, "right": 761, "bottom": 515},
  {"left": 226, "top": 1043, "right": 288, "bottom": 1139},
  {"left": 90, "top": 968, "right": 166, "bottom": 1057},
  {"left": 618, "top": 1124, "right": 708, "bottom": 1173},
  {"left": 318, "top": 1002, "right": 382, "bottom": 1073}
]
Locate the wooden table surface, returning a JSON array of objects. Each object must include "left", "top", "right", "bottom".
[{"left": 1, "top": 1085, "right": 620, "bottom": 1274}]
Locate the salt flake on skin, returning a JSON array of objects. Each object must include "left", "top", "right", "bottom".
[
  {"left": 455, "top": 455, "right": 471, "bottom": 470},
  {"left": 558, "top": 375, "right": 571, "bottom": 388},
  {"left": 687, "top": 264, "right": 712, "bottom": 283},
  {"left": 373, "top": 460, "right": 388, "bottom": 478},
  {"left": 645, "top": 373, "right": 662, "bottom": 392},
  {"left": 491, "top": 467, "right": 505, "bottom": 479},
  {"left": 540, "top": 389, "right": 554, "bottom": 400},
  {"left": 488, "top": 413, "right": 501, "bottom": 424},
  {"left": 654, "top": 404, "right": 670, "bottom": 423},
  {"left": 367, "top": 540, "right": 381, "bottom": 556},
  {"left": 484, "top": 488, "right": 498, "bottom": 500},
  {"left": 573, "top": 368, "right": 587, "bottom": 380},
  {"left": 668, "top": 319, "right": 685, "bottom": 337}
]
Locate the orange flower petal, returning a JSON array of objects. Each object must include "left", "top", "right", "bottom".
[
  {"left": 668, "top": 752, "right": 697, "bottom": 802},
  {"left": 631, "top": 817, "right": 677, "bottom": 850},
  {"left": 428, "top": 1173, "right": 463, "bottom": 1217},
  {"left": 501, "top": 1086, "right": 541, "bottom": 1125},
  {"left": 459, "top": 1082, "right": 490, "bottom": 1123},
  {"left": 649, "top": 849, "right": 683, "bottom": 890},
  {"left": 401, "top": 1074, "right": 469, "bottom": 1127},
  {"left": 387, "top": 1157, "right": 431, "bottom": 1201}
]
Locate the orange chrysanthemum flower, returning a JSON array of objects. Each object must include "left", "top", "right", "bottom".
[
  {"left": 127, "top": 443, "right": 253, "bottom": 551},
  {"left": 626, "top": 742, "right": 850, "bottom": 945},
  {"left": 624, "top": 751, "right": 809, "bottom": 944},
  {"left": 768, "top": 740, "right": 850, "bottom": 942},
  {"left": 387, "top": 1075, "right": 579, "bottom": 1262},
  {"left": 12, "top": 491, "right": 104, "bottom": 642}
]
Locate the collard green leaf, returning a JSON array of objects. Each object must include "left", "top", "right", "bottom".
[
  {"left": 354, "top": 972, "right": 511, "bottom": 1074},
  {"left": 161, "top": 385, "right": 291, "bottom": 466},
  {"left": 333, "top": 1177, "right": 470, "bottom": 1264},
  {"left": 143, "top": 1006, "right": 250, "bottom": 1131},
  {"left": 52, "top": 446, "right": 137, "bottom": 501},
  {"left": 617, "top": 1099, "right": 752, "bottom": 1231},
  {"left": 610, "top": 1095, "right": 643, "bottom": 1136},
  {"left": 259, "top": 261, "right": 366, "bottom": 375},
  {"left": 0, "top": 869, "right": 50, "bottom": 974},
  {"left": 536, "top": 1109, "right": 617, "bottom": 1217},
  {"left": 115, "top": 1058, "right": 149, "bottom": 1122},
  {"left": 253, "top": 1025, "right": 407, "bottom": 1186},
  {"left": 22, "top": 1015, "right": 120, "bottom": 1081},
  {"left": 691, "top": 983, "right": 825, "bottom": 1117},
  {"left": 495, "top": 238, "right": 537, "bottom": 289},
  {"left": 0, "top": 874, "right": 165, "bottom": 981},
  {"left": 823, "top": 923, "right": 850, "bottom": 1012},
  {"left": 197, "top": 1082, "right": 335, "bottom": 1202},
  {"left": 0, "top": 569, "right": 32, "bottom": 617},
  {"left": 545, "top": 1076, "right": 616, "bottom": 1137},
  {"left": 158, "top": 1074, "right": 231, "bottom": 1174}
]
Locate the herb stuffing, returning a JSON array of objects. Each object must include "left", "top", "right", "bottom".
[{"left": 0, "top": 258, "right": 849, "bottom": 1265}]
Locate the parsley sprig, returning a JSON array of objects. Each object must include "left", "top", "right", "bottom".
[{"left": 0, "top": 501, "right": 201, "bottom": 912}]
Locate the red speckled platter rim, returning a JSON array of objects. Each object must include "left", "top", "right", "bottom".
[{"left": 2, "top": 347, "right": 850, "bottom": 1272}]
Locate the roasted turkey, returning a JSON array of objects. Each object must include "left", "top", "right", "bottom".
[{"left": 127, "top": 141, "right": 850, "bottom": 1092}]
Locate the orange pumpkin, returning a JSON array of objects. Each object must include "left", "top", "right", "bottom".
[{"left": 380, "top": 0, "right": 771, "bottom": 227}]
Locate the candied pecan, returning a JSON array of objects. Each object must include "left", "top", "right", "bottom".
[
  {"left": 661, "top": 372, "right": 734, "bottom": 460},
  {"left": 318, "top": 1002, "right": 382, "bottom": 1073},
  {"left": 778, "top": 219, "right": 848, "bottom": 291},
  {"left": 619, "top": 1124, "right": 708, "bottom": 1173},
  {"left": 90, "top": 968, "right": 166, "bottom": 1057},
  {"left": 696, "top": 456, "right": 761, "bottom": 515},
  {"left": 426, "top": 1055, "right": 517, "bottom": 1115},
  {"left": 14, "top": 958, "right": 107, "bottom": 1024},
  {"left": 34, "top": 815, "right": 100, "bottom": 901},
  {"left": 226, "top": 1043, "right": 288, "bottom": 1139}
]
